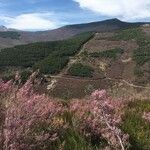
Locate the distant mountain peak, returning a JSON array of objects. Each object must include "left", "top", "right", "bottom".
[
  {"left": 0, "top": 25, "right": 18, "bottom": 32},
  {"left": 109, "top": 18, "right": 121, "bottom": 21},
  {"left": 0, "top": 25, "right": 8, "bottom": 31}
]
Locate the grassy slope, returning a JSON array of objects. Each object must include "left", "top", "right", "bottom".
[{"left": 122, "top": 100, "right": 150, "bottom": 150}]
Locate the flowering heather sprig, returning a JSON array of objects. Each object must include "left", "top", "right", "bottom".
[
  {"left": 70, "top": 90, "right": 129, "bottom": 150},
  {"left": 0, "top": 72, "right": 129, "bottom": 150},
  {"left": 0, "top": 72, "right": 66, "bottom": 150},
  {"left": 0, "top": 79, "right": 13, "bottom": 93}
]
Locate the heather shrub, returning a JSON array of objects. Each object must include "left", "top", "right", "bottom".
[
  {"left": 0, "top": 72, "right": 129, "bottom": 150},
  {"left": 70, "top": 90, "right": 129, "bottom": 150}
]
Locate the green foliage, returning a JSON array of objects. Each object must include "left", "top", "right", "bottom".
[
  {"left": 0, "top": 32, "right": 94, "bottom": 74},
  {"left": 20, "top": 70, "right": 32, "bottom": 84},
  {"left": 0, "top": 31, "right": 20, "bottom": 39},
  {"left": 34, "top": 56, "right": 69, "bottom": 74},
  {"left": 112, "top": 27, "right": 150, "bottom": 65},
  {"left": 1, "top": 74, "right": 15, "bottom": 82},
  {"left": 113, "top": 27, "right": 150, "bottom": 46},
  {"left": 133, "top": 45, "right": 150, "bottom": 65},
  {"left": 134, "top": 67, "right": 144, "bottom": 77},
  {"left": 59, "top": 128, "right": 90, "bottom": 150},
  {"left": 136, "top": 36, "right": 150, "bottom": 47},
  {"left": 112, "top": 28, "right": 142, "bottom": 41},
  {"left": 33, "top": 111, "right": 102, "bottom": 150},
  {"left": 68, "top": 63, "right": 93, "bottom": 77},
  {"left": 122, "top": 100, "right": 150, "bottom": 150},
  {"left": 57, "top": 111, "right": 104, "bottom": 150},
  {"left": 90, "top": 48, "right": 124, "bottom": 59}
]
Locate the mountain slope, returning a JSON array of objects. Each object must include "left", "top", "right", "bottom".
[{"left": 0, "top": 18, "right": 149, "bottom": 49}]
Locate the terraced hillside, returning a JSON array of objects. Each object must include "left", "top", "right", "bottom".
[
  {"left": 37, "top": 26, "right": 147, "bottom": 99},
  {"left": 0, "top": 25, "right": 150, "bottom": 100}
]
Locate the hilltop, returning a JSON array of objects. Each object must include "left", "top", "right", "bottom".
[{"left": 0, "top": 18, "right": 149, "bottom": 49}]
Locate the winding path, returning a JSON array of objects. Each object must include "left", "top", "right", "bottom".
[
  {"left": 48, "top": 75, "right": 150, "bottom": 90},
  {"left": 47, "top": 32, "right": 150, "bottom": 90}
]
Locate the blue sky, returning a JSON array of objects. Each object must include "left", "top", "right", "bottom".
[{"left": 0, "top": 0, "right": 150, "bottom": 31}]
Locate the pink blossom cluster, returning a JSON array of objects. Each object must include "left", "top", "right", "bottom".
[
  {"left": 70, "top": 90, "right": 129, "bottom": 150},
  {"left": 0, "top": 79, "right": 12, "bottom": 93},
  {"left": 0, "top": 73, "right": 66, "bottom": 150},
  {"left": 142, "top": 112, "right": 150, "bottom": 122},
  {"left": 0, "top": 72, "right": 129, "bottom": 150}
]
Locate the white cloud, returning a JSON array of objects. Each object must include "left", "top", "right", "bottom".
[
  {"left": 1, "top": 13, "right": 62, "bottom": 31},
  {"left": 73, "top": 0, "right": 150, "bottom": 21}
]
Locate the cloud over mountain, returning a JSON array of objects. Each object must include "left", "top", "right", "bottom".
[
  {"left": 1, "top": 13, "right": 61, "bottom": 31},
  {"left": 73, "top": 0, "right": 150, "bottom": 21}
]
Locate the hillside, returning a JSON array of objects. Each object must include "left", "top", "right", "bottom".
[
  {"left": 0, "top": 21, "right": 150, "bottom": 150},
  {"left": 0, "top": 18, "right": 149, "bottom": 49},
  {"left": 0, "top": 25, "right": 150, "bottom": 99}
]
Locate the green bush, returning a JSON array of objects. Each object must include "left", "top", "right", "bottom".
[
  {"left": 90, "top": 48, "right": 124, "bottom": 59},
  {"left": 20, "top": 70, "right": 32, "bottom": 83},
  {"left": 68, "top": 63, "right": 93, "bottom": 77},
  {"left": 1, "top": 74, "right": 15, "bottom": 82},
  {"left": 122, "top": 100, "right": 150, "bottom": 150}
]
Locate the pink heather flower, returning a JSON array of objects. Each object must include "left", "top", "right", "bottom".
[
  {"left": 0, "top": 72, "right": 129, "bottom": 150},
  {"left": 0, "top": 79, "right": 13, "bottom": 93},
  {"left": 70, "top": 90, "right": 129, "bottom": 149},
  {"left": 91, "top": 89, "right": 107, "bottom": 100}
]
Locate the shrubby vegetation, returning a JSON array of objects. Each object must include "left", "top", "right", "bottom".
[
  {"left": 20, "top": 70, "right": 32, "bottom": 84},
  {"left": 90, "top": 48, "right": 124, "bottom": 59},
  {"left": 112, "top": 28, "right": 142, "bottom": 41},
  {"left": 114, "top": 28, "right": 150, "bottom": 81},
  {"left": 122, "top": 100, "right": 150, "bottom": 150},
  {"left": 134, "top": 67, "right": 144, "bottom": 77},
  {"left": 0, "top": 31, "right": 20, "bottom": 39},
  {"left": 133, "top": 45, "right": 150, "bottom": 65},
  {"left": 1, "top": 74, "right": 15, "bottom": 82},
  {"left": 0, "top": 73, "right": 129, "bottom": 149},
  {"left": 0, "top": 32, "right": 94, "bottom": 74},
  {"left": 34, "top": 56, "right": 69, "bottom": 74},
  {"left": 136, "top": 36, "right": 150, "bottom": 47},
  {"left": 68, "top": 63, "right": 94, "bottom": 77},
  {"left": 112, "top": 28, "right": 150, "bottom": 66},
  {"left": 131, "top": 29, "right": 150, "bottom": 66},
  {"left": 113, "top": 27, "right": 150, "bottom": 46}
]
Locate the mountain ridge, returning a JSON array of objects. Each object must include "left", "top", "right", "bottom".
[{"left": 0, "top": 18, "right": 149, "bottom": 49}]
